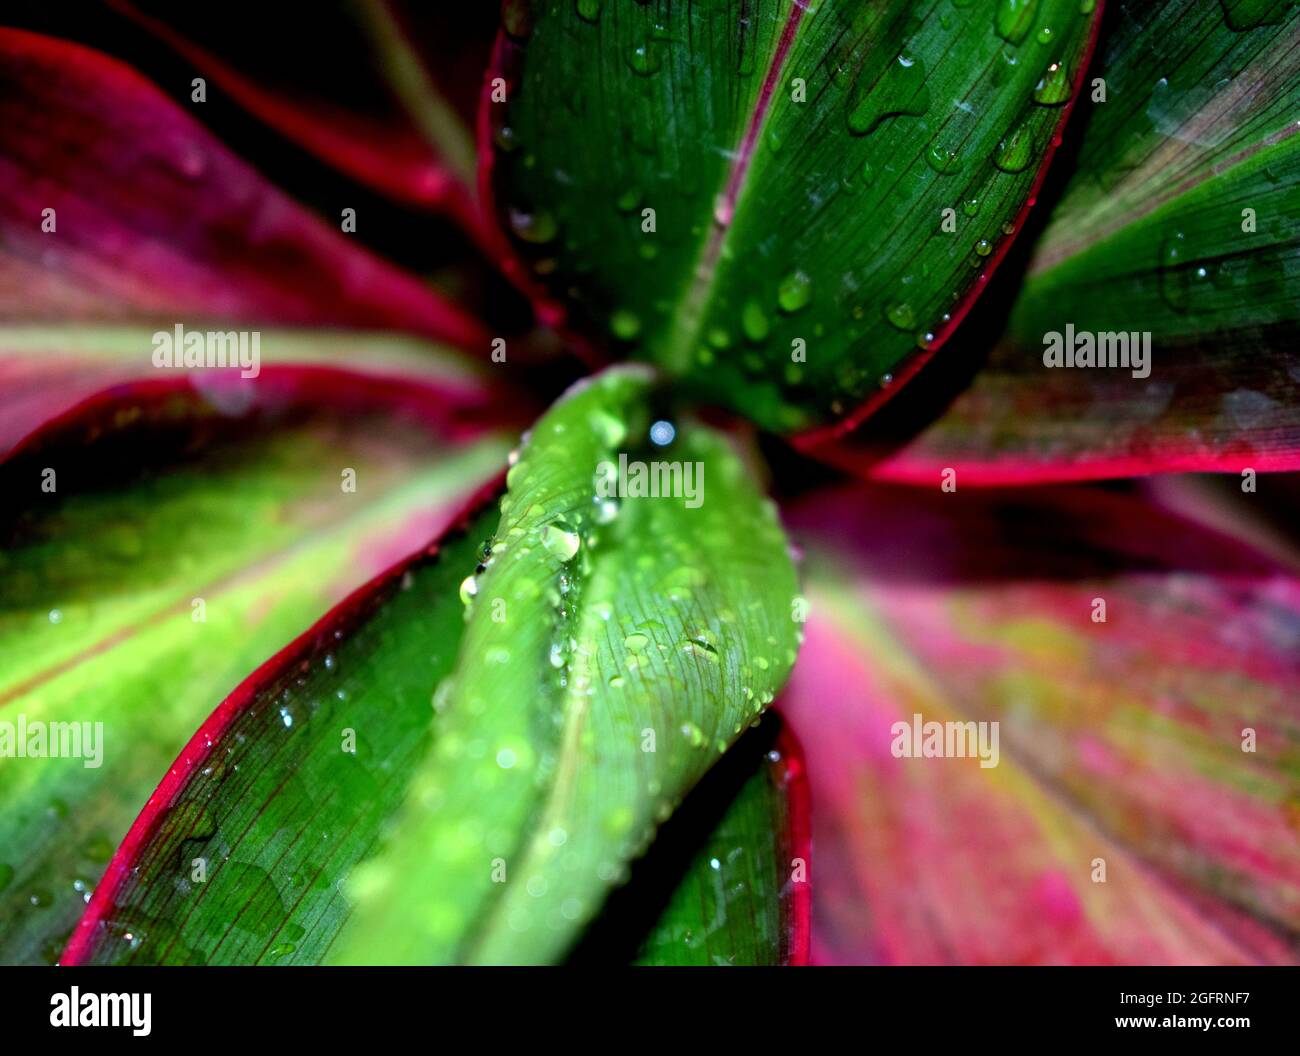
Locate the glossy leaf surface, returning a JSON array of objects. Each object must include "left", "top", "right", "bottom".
[
  {"left": 489, "top": 0, "right": 1101, "bottom": 432},
  {"left": 63, "top": 496, "right": 502, "bottom": 965},
  {"left": 0, "top": 376, "right": 508, "bottom": 964},
  {"left": 335, "top": 367, "right": 802, "bottom": 963},
  {"left": 832, "top": 0, "right": 1300, "bottom": 483}
]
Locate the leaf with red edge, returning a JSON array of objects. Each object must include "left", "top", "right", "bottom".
[
  {"left": 0, "top": 364, "right": 510, "bottom": 965},
  {"left": 486, "top": 0, "right": 1101, "bottom": 433},
  {"left": 778, "top": 482, "right": 1300, "bottom": 965},
  {"left": 95, "top": 0, "right": 493, "bottom": 229},
  {"left": 811, "top": 0, "right": 1300, "bottom": 484},
  {"left": 572, "top": 716, "right": 810, "bottom": 966},
  {"left": 0, "top": 27, "right": 485, "bottom": 350},
  {"left": 0, "top": 325, "right": 524, "bottom": 462},
  {"left": 329, "top": 368, "right": 799, "bottom": 965},
  {"left": 60, "top": 489, "right": 504, "bottom": 966},
  {"left": 64, "top": 368, "right": 805, "bottom": 965}
]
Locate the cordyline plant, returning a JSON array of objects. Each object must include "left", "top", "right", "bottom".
[{"left": 0, "top": 0, "right": 1297, "bottom": 967}]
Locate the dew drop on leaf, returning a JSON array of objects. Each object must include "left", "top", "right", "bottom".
[
  {"left": 610, "top": 308, "right": 642, "bottom": 341},
  {"left": 994, "top": 120, "right": 1036, "bottom": 172},
  {"left": 777, "top": 270, "right": 812, "bottom": 313},
  {"left": 995, "top": 0, "right": 1040, "bottom": 45},
  {"left": 885, "top": 301, "right": 916, "bottom": 330},
  {"left": 846, "top": 53, "right": 931, "bottom": 135},
  {"left": 1033, "top": 62, "right": 1072, "bottom": 105},
  {"left": 627, "top": 40, "right": 662, "bottom": 77},
  {"left": 741, "top": 299, "right": 770, "bottom": 342},
  {"left": 508, "top": 206, "right": 558, "bottom": 244},
  {"left": 541, "top": 522, "right": 581, "bottom": 562},
  {"left": 458, "top": 575, "right": 478, "bottom": 606}
]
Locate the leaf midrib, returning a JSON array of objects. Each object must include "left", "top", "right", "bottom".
[{"left": 661, "top": 1, "right": 810, "bottom": 373}]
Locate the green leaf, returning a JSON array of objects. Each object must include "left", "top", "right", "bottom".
[
  {"left": 334, "top": 366, "right": 802, "bottom": 964},
  {"left": 569, "top": 716, "right": 808, "bottom": 966},
  {"left": 847, "top": 0, "right": 1300, "bottom": 483},
  {"left": 489, "top": 0, "right": 1101, "bottom": 432},
  {"left": 1019, "top": 0, "right": 1298, "bottom": 333},
  {"left": 0, "top": 370, "right": 509, "bottom": 965},
  {"left": 63, "top": 499, "right": 502, "bottom": 965}
]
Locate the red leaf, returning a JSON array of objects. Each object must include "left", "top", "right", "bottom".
[
  {"left": 0, "top": 28, "right": 487, "bottom": 349},
  {"left": 779, "top": 482, "right": 1300, "bottom": 964}
]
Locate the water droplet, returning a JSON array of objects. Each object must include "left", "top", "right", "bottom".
[
  {"left": 502, "top": 0, "right": 534, "bottom": 40},
  {"left": 649, "top": 420, "right": 676, "bottom": 446},
  {"left": 610, "top": 308, "right": 642, "bottom": 341},
  {"left": 627, "top": 40, "right": 662, "bottom": 76},
  {"left": 508, "top": 206, "right": 557, "bottom": 243},
  {"left": 741, "top": 299, "right": 770, "bottom": 342},
  {"left": 541, "top": 522, "right": 581, "bottom": 562},
  {"left": 994, "top": 121, "right": 1036, "bottom": 172},
  {"left": 1159, "top": 230, "right": 1191, "bottom": 312},
  {"left": 576, "top": 0, "right": 602, "bottom": 23},
  {"left": 47, "top": 609, "right": 62, "bottom": 625},
  {"left": 995, "top": 0, "right": 1041, "bottom": 45},
  {"left": 506, "top": 460, "right": 529, "bottom": 491},
  {"left": 1036, "top": 25, "right": 1054, "bottom": 44},
  {"left": 974, "top": 238, "right": 993, "bottom": 257},
  {"left": 847, "top": 53, "right": 931, "bottom": 135},
  {"left": 1033, "top": 62, "right": 1071, "bottom": 105},
  {"left": 926, "top": 142, "right": 963, "bottom": 173},
  {"left": 593, "top": 496, "right": 620, "bottom": 524},
  {"left": 885, "top": 302, "right": 916, "bottom": 330},
  {"left": 778, "top": 270, "right": 812, "bottom": 313},
  {"left": 624, "top": 632, "right": 650, "bottom": 653},
  {"left": 682, "top": 637, "right": 721, "bottom": 662},
  {"left": 962, "top": 196, "right": 981, "bottom": 217},
  {"left": 459, "top": 575, "right": 479, "bottom": 606},
  {"left": 588, "top": 409, "right": 627, "bottom": 448},
  {"left": 680, "top": 722, "right": 707, "bottom": 747}
]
